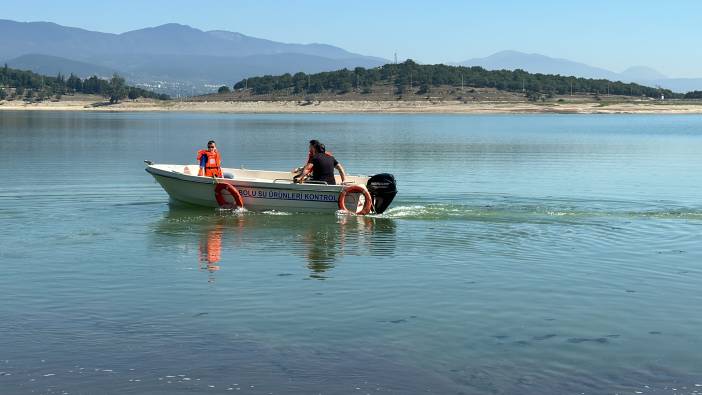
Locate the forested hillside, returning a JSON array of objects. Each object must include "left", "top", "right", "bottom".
[
  {"left": 232, "top": 60, "right": 679, "bottom": 99},
  {"left": 0, "top": 64, "right": 169, "bottom": 102}
]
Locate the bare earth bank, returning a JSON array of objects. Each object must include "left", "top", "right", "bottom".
[{"left": 2, "top": 99, "right": 702, "bottom": 114}]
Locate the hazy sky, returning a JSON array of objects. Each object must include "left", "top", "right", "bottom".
[{"left": 4, "top": 0, "right": 701, "bottom": 77}]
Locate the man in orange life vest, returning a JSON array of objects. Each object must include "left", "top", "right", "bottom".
[{"left": 197, "top": 140, "right": 223, "bottom": 177}]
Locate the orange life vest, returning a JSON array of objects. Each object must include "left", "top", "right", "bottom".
[{"left": 197, "top": 149, "right": 222, "bottom": 177}]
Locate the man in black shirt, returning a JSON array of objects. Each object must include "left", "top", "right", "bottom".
[{"left": 295, "top": 141, "right": 347, "bottom": 185}]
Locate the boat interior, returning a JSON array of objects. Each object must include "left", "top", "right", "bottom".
[{"left": 151, "top": 163, "right": 369, "bottom": 186}]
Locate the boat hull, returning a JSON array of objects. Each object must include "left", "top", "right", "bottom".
[{"left": 146, "top": 164, "right": 365, "bottom": 213}]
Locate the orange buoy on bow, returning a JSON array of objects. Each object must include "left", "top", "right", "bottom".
[
  {"left": 338, "top": 185, "right": 372, "bottom": 215},
  {"left": 214, "top": 183, "right": 244, "bottom": 209}
]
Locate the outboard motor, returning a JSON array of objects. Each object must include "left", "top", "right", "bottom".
[{"left": 366, "top": 173, "right": 397, "bottom": 214}]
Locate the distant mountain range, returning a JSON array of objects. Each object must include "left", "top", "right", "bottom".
[
  {"left": 0, "top": 19, "right": 386, "bottom": 94},
  {"left": 7, "top": 54, "right": 119, "bottom": 78},
  {"left": 460, "top": 50, "right": 702, "bottom": 93},
  {"left": 2, "top": 19, "right": 701, "bottom": 94}
]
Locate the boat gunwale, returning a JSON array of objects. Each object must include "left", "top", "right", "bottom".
[{"left": 145, "top": 164, "right": 359, "bottom": 192}]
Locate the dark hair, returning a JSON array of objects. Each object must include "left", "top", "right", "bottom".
[
  {"left": 207, "top": 140, "right": 216, "bottom": 145},
  {"left": 312, "top": 142, "right": 324, "bottom": 154},
  {"left": 309, "top": 139, "right": 323, "bottom": 154},
  {"left": 319, "top": 143, "right": 326, "bottom": 153}
]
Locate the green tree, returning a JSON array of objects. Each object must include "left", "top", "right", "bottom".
[
  {"left": 83, "top": 76, "right": 102, "bottom": 94},
  {"left": 394, "top": 74, "right": 408, "bottom": 95},
  {"left": 66, "top": 74, "right": 82, "bottom": 92},
  {"left": 55, "top": 73, "right": 65, "bottom": 94},
  {"left": 336, "top": 81, "right": 352, "bottom": 94},
  {"left": 107, "top": 74, "right": 127, "bottom": 103},
  {"left": 526, "top": 90, "right": 544, "bottom": 101},
  {"left": 218, "top": 85, "right": 231, "bottom": 94},
  {"left": 292, "top": 72, "right": 307, "bottom": 94},
  {"left": 307, "top": 80, "right": 323, "bottom": 94}
]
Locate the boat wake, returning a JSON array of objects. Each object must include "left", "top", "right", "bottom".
[
  {"left": 216, "top": 207, "right": 248, "bottom": 215},
  {"left": 377, "top": 202, "right": 702, "bottom": 222}
]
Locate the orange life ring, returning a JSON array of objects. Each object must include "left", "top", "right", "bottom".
[
  {"left": 338, "top": 185, "right": 373, "bottom": 215},
  {"left": 214, "top": 183, "right": 244, "bottom": 209}
]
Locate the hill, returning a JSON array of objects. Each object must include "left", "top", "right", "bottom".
[
  {"left": 6, "top": 54, "right": 118, "bottom": 79},
  {"left": 0, "top": 64, "right": 169, "bottom": 102},
  {"left": 199, "top": 60, "right": 678, "bottom": 102},
  {"left": 0, "top": 19, "right": 386, "bottom": 94},
  {"left": 461, "top": 50, "right": 622, "bottom": 80},
  {"left": 460, "top": 50, "right": 702, "bottom": 93}
]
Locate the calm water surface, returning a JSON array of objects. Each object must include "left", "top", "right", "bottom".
[{"left": 1, "top": 112, "right": 701, "bottom": 394}]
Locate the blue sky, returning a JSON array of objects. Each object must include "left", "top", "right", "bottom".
[{"left": 4, "top": 0, "right": 701, "bottom": 77}]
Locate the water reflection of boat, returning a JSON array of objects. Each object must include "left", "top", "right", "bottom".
[
  {"left": 198, "top": 222, "right": 222, "bottom": 273},
  {"left": 152, "top": 207, "right": 396, "bottom": 280},
  {"left": 304, "top": 214, "right": 397, "bottom": 279},
  {"left": 145, "top": 162, "right": 397, "bottom": 215}
]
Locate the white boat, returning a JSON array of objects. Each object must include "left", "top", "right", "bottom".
[{"left": 144, "top": 162, "right": 397, "bottom": 214}]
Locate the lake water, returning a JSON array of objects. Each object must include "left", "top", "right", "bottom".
[{"left": 1, "top": 111, "right": 701, "bottom": 394}]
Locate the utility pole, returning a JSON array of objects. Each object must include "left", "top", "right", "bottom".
[
  {"left": 394, "top": 52, "right": 397, "bottom": 64},
  {"left": 245, "top": 78, "right": 247, "bottom": 90},
  {"left": 570, "top": 81, "right": 573, "bottom": 96},
  {"left": 462, "top": 74, "right": 464, "bottom": 91}
]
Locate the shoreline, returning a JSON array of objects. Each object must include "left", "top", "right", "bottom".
[{"left": 2, "top": 99, "right": 702, "bottom": 114}]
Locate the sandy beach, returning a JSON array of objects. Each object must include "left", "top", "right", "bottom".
[{"left": 2, "top": 98, "right": 702, "bottom": 114}]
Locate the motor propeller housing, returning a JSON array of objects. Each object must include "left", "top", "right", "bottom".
[{"left": 366, "top": 173, "right": 397, "bottom": 214}]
